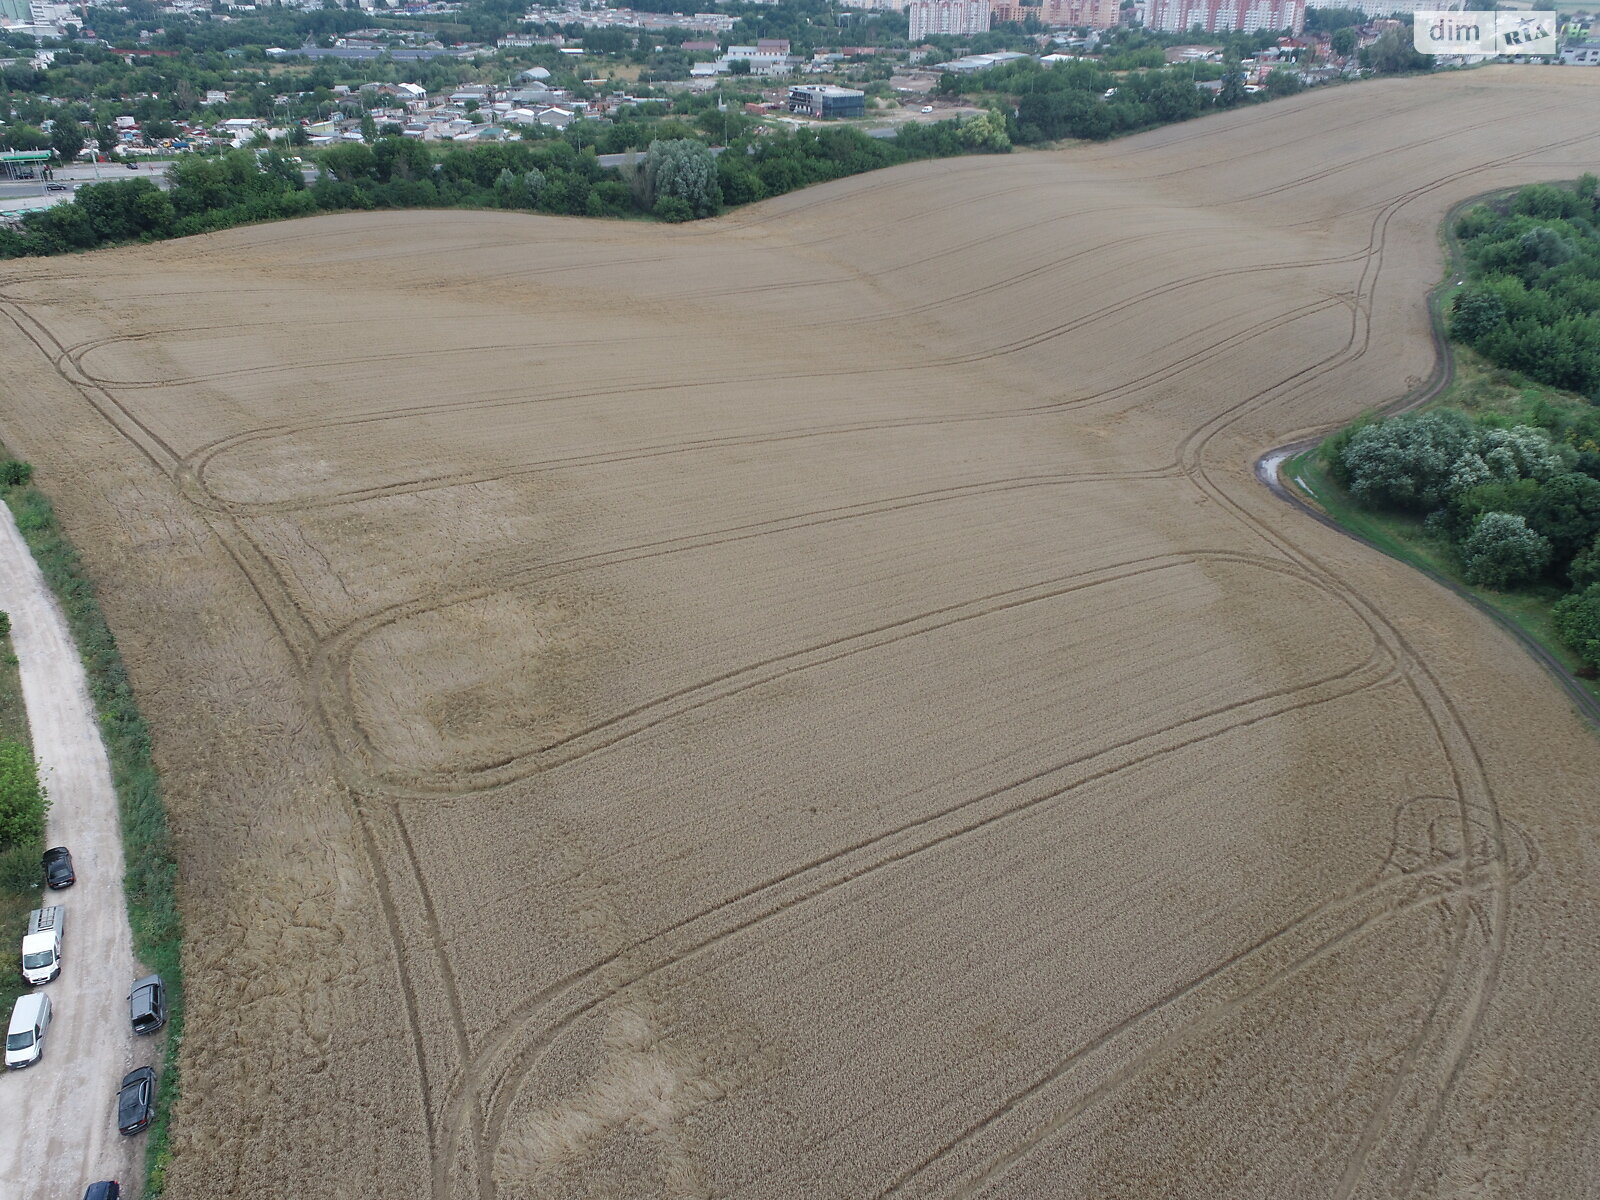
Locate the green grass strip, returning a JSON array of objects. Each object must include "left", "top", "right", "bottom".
[{"left": 0, "top": 476, "right": 183, "bottom": 1195}]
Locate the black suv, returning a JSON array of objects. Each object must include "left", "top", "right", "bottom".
[
  {"left": 42, "top": 846, "right": 75, "bottom": 889},
  {"left": 128, "top": 975, "right": 167, "bottom": 1035}
]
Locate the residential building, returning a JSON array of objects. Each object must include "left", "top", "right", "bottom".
[
  {"left": 993, "top": 0, "right": 1117, "bottom": 25},
  {"left": 787, "top": 84, "right": 866, "bottom": 118},
  {"left": 908, "top": 0, "right": 991, "bottom": 39},
  {"left": 1559, "top": 38, "right": 1600, "bottom": 63},
  {"left": 1145, "top": 0, "right": 1304, "bottom": 34}
]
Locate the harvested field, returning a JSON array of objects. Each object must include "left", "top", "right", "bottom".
[{"left": 2, "top": 66, "right": 1599, "bottom": 1199}]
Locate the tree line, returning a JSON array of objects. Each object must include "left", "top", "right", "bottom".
[
  {"left": 1322, "top": 398, "right": 1600, "bottom": 673},
  {"left": 1447, "top": 178, "right": 1600, "bottom": 399},
  {"left": 0, "top": 114, "right": 1014, "bottom": 256}
]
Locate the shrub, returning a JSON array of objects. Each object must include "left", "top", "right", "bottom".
[
  {"left": 1553, "top": 582, "right": 1600, "bottom": 669},
  {"left": 1459, "top": 511, "right": 1551, "bottom": 589},
  {"left": 1340, "top": 409, "right": 1478, "bottom": 511},
  {"left": 0, "top": 740, "right": 46, "bottom": 850},
  {"left": 0, "top": 460, "right": 32, "bottom": 487},
  {"left": 0, "top": 841, "right": 42, "bottom": 894}
]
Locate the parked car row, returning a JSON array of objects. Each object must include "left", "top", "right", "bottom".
[{"left": 6, "top": 843, "right": 167, "bottom": 1200}]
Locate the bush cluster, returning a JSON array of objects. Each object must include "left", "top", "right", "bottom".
[
  {"left": 0, "top": 115, "right": 1019, "bottom": 257},
  {"left": 1447, "top": 177, "right": 1600, "bottom": 398},
  {"left": 1328, "top": 404, "right": 1600, "bottom": 665}
]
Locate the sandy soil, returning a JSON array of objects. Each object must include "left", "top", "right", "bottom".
[
  {"left": 0, "top": 505, "right": 140, "bottom": 1199},
  {"left": 0, "top": 66, "right": 1597, "bottom": 1200}
]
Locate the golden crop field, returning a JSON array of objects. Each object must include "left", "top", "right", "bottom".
[{"left": 2, "top": 66, "right": 1598, "bottom": 1200}]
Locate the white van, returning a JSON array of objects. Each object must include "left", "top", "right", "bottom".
[{"left": 5, "top": 992, "right": 52, "bottom": 1069}]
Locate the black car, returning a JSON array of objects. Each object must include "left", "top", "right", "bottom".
[
  {"left": 44, "top": 182, "right": 70, "bottom": 192},
  {"left": 84, "top": 1183, "right": 121, "bottom": 1200},
  {"left": 42, "top": 846, "right": 75, "bottom": 889},
  {"left": 128, "top": 974, "right": 167, "bottom": 1035},
  {"left": 117, "top": 1067, "right": 156, "bottom": 1135}
]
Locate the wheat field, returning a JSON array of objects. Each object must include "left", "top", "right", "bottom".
[{"left": 1, "top": 66, "right": 1598, "bottom": 1199}]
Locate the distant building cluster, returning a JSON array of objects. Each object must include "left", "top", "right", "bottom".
[
  {"left": 907, "top": 0, "right": 992, "bottom": 40},
  {"left": 1145, "top": 0, "right": 1305, "bottom": 35},
  {"left": 990, "top": 0, "right": 1119, "bottom": 28}
]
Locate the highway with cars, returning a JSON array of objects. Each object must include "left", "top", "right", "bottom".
[{"left": 0, "top": 503, "right": 141, "bottom": 1200}]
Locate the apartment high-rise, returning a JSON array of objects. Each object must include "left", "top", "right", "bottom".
[
  {"left": 1145, "top": 0, "right": 1305, "bottom": 34},
  {"left": 908, "top": 0, "right": 993, "bottom": 40}
]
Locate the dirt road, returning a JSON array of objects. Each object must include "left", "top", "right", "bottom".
[
  {"left": 0, "top": 66, "right": 1597, "bottom": 1199},
  {"left": 0, "top": 505, "right": 140, "bottom": 1199}
]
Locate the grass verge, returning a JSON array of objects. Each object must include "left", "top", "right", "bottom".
[
  {"left": 1275, "top": 180, "right": 1600, "bottom": 726},
  {"left": 1285, "top": 446, "right": 1600, "bottom": 711},
  {"left": 0, "top": 580, "right": 42, "bottom": 1023},
  {"left": 0, "top": 467, "right": 183, "bottom": 1195}
]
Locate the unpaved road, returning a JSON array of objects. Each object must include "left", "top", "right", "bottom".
[{"left": 0, "top": 505, "right": 141, "bottom": 1199}]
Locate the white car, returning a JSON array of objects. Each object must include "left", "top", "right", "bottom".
[
  {"left": 6, "top": 992, "right": 52, "bottom": 1069},
  {"left": 920, "top": 105, "right": 934, "bottom": 113}
]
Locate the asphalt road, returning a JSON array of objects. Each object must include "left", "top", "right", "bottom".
[{"left": 0, "top": 505, "right": 141, "bottom": 1200}]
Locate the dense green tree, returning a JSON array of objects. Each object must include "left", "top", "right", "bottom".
[
  {"left": 0, "top": 741, "right": 46, "bottom": 851},
  {"left": 1339, "top": 409, "right": 1479, "bottom": 511},
  {"left": 1553, "top": 583, "right": 1600, "bottom": 669},
  {"left": 1570, "top": 533, "right": 1600, "bottom": 590},
  {"left": 1528, "top": 473, "right": 1600, "bottom": 568},
  {"left": 1459, "top": 512, "right": 1551, "bottom": 589},
  {"left": 50, "top": 117, "right": 85, "bottom": 163},
  {"left": 1330, "top": 28, "right": 1357, "bottom": 57},
  {"left": 645, "top": 137, "right": 719, "bottom": 218},
  {"left": 1450, "top": 287, "right": 1506, "bottom": 344}
]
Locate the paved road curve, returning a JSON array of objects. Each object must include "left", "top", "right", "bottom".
[{"left": 0, "top": 504, "right": 141, "bottom": 1199}]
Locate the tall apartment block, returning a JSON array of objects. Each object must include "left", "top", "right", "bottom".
[{"left": 909, "top": 0, "right": 994, "bottom": 39}]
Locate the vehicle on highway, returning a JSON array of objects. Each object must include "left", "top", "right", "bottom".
[
  {"left": 21, "top": 904, "right": 64, "bottom": 985},
  {"left": 116, "top": 1067, "right": 157, "bottom": 1135},
  {"left": 84, "top": 1184, "right": 121, "bottom": 1200},
  {"left": 123, "top": 162, "right": 139, "bottom": 170},
  {"left": 5, "top": 991, "right": 53, "bottom": 1068},
  {"left": 44, "top": 182, "right": 70, "bottom": 192},
  {"left": 128, "top": 974, "right": 167, "bottom": 1035},
  {"left": 43, "top": 845, "right": 75, "bottom": 889}
]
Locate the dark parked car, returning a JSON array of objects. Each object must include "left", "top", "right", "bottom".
[
  {"left": 42, "top": 846, "right": 75, "bottom": 889},
  {"left": 116, "top": 1067, "right": 156, "bottom": 1135},
  {"left": 44, "top": 182, "right": 69, "bottom": 192},
  {"left": 84, "top": 1183, "right": 121, "bottom": 1200},
  {"left": 128, "top": 974, "right": 167, "bottom": 1035}
]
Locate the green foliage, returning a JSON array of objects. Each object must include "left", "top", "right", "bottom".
[
  {"left": 1553, "top": 583, "right": 1600, "bottom": 669},
  {"left": 0, "top": 741, "right": 46, "bottom": 851},
  {"left": 0, "top": 612, "right": 9, "bottom": 639},
  {"left": 1447, "top": 181, "right": 1600, "bottom": 397},
  {"left": 0, "top": 460, "right": 32, "bottom": 488},
  {"left": 956, "top": 109, "right": 1010, "bottom": 152},
  {"left": 1570, "top": 533, "right": 1600, "bottom": 590},
  {"left": 1362, "top": 29, "right": 1433, "bottom": 74},
  {"left": 645, "top": 137, "right": 720, "bottom": 218},
  {"left": 1330, "top": 27, "right": 1357, "bottom": 57},
  {"left": 1305, "top": 6, "right": 1367, "bottom": 33},
  {"left": 0, "top": 842, "right": 43, "bottom": 895},
  {"left": 50, "top": 117, "right": 86, "bottom": 164},
  {"left": 1339, "top": 408, "right": 1479, "bottom": 511},
  {"left": 1459, "top": 511, "right": 1551, "bottom": 589}
]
